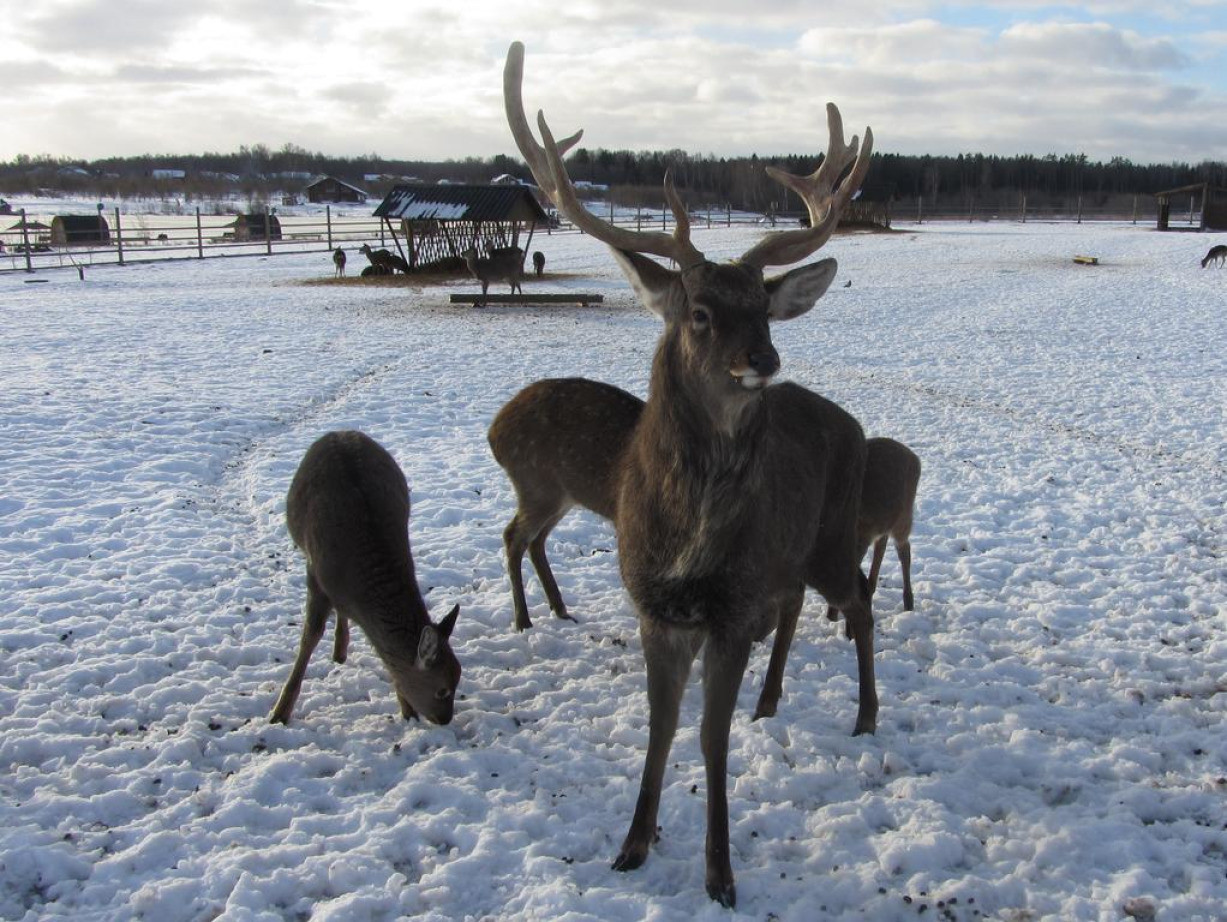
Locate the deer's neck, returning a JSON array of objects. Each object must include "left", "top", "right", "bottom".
[{"left": 625, "top": 336, "right": 767, "bottom": 578}]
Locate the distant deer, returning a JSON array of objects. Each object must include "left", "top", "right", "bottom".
[
  {"left": 333, "top": 247, "right": 346, "bottom": 277},
  {"left": 506, "top": 42, "right": 874, "bottom": 906},
  {"left": 532, "top": 250, "right": 545, "bottom": 276},
  {"left": 270, "top": 430, "right": 461, "bottom": 725},
  {"left": 359, "top": 242, "right": 409, "bottom": 275},
  {"left": 1202, "top": 244, "right": 1227, "bottom": 268},
  {"left": 462, "top": 245, "right": 524, "bottom": 305}
]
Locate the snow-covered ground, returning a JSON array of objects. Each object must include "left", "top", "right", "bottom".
[{"left": 1, "top": 222, "right": 1224, "bottom": 922}]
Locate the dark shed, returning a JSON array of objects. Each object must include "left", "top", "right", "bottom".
[
  {"left": 1155, "top": 183, "right": 1227, "bottom": 232},
  {"left": 227, "top": 213, "right": 283, "bottom": 241},
  {"left": 50, "top": 214, "right": 111, "bottom": 246}
]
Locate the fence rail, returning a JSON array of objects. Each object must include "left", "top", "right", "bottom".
[
  {"left": 1, "top": 206, "right": 404, "bottom": 274},
  {"left": 3, "top": 196, "right": 1198, "bottom": 274}
]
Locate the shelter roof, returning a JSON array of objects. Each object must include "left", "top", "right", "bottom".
[{"left": 374, "top": 184, "right": 549, "bottom": 223}]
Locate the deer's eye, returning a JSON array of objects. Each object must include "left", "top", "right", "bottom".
[{"left": 691, "top": 308, "right": 710, "bottom": 326}]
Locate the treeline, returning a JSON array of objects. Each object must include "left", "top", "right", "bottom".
[{"left": 2, "top": 142, "right": 1223, "bottom": 215}]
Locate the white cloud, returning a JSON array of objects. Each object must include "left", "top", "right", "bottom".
[{"left": 1, "top": 2, "right": 1224, "bottom": 163}]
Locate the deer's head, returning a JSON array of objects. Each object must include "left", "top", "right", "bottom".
[
  {"left": 504, "top": 42, "right": 871, "bottom": 420},
  {"left": 388, "top": 604, "right": 461, "bottom": 724}
]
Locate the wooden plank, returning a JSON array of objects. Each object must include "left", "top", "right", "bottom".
[
  {"left": 1072, "top": 255, "right": 1099, "bottom": 265},
  {"left": 449, "top": 293, "right": 604, "bottom": 306}
]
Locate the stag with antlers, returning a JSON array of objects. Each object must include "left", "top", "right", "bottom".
[{"left": 504, "top": 43, "right": 876, "bottom": 906}]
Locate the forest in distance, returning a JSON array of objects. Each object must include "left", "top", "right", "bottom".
[{"left": 3, "top": 141, "right": 1225, "bottom": 216}]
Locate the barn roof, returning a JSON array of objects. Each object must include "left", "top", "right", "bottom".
[
  {"left": 374, "top": 184, "right": 549, "bottom": 223},
  {"left": 305, "top": 175, "right": 369, "bottom": 196}
]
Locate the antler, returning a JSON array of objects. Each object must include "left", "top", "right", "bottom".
[
  {"left": 504, "top": 41, "right": 705, "bottom": 270},
  {"left": 739, "top": 104, "right": 873, "bottom": 269}
]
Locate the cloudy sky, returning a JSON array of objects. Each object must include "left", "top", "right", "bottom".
[{"left": 3, "top": 1, "right": 1226, "bottom": 165}]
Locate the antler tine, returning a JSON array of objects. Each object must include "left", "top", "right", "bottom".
[
  {"left": 739, "top": 103, "right": 874, "bottom": 269},
  {"left": 504, "top": 41, "right": 705, "bottom": 269}
]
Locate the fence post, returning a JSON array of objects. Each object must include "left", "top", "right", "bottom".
[
  {"left": 326, "top": 205, "right": 333, "bottom": 250},
  {"left": 918, "top": 199, "right": 923, "bottom": 224},
  {"left": 115, "top": 208, "right": 125, "bottom": 265},
  {"left": 636, "top": 208, "right": 642, "bottom": 232},
  {"left": 20, "top": 208, "right": 33, "bottom": 272},
  {"left": 1021, "top": 195, "right": 1027, "bottom": 223},
  {"left": 968, "top": 199, "right": 973, "bottom": 223},
  {"left": 196, "top": 208, "right": 203, "bottom": 258},
  {"left": 662, "top": 206, "right": 666, "bottom": 230},
  {"left": 1132, "top": 195, "right": 1138, "bottom": 225},
  {"left": 264, "top": 212, "right": 273, "bottom": 255},
  {"left": 1077, "top": 196, "right": 1083, "bottom": 224}
]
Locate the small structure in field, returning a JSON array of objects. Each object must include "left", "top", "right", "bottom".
[
  {"left": 1155, "top": 183, "right": 1227, "bottom": 232},
  {"left": 0, "top": 198, "right": 12, "bottom": 216},
  {"left": 372, "top": 183, "right": 550, "bottom": 271},
  {"left": 227, "top": 213, "right": 283, "bottom": 242},
  {"left": 50, "top": 214, "right": 111, "bottom": 246},
  {"left": 305, "top": 176, "right": 369, "bottom": 205}
]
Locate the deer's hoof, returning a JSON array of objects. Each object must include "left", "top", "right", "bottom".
[
  {"left": 612, "top": 842, "right": 649, "bottom": 873},
  {"left": 706, "top": 876, "right": 736, "bottom": 908}
]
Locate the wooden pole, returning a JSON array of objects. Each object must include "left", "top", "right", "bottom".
[
  {"left": 20, "top": 208, "right": 33, "bottom": 273},
  {"left": 326, "top": 205, "right": 332, "bottom": 250},
  {"left": 196, "top": 208, "right": 204, "bottom": 258},
  {"left": 115, "top": 208, "right": 125, "bottom": 265},
  {"left": 1077, "top": 196, "right": 1083, "bottom": 224},
  {"left": 264, "top": 212, "right": 273, "bottom": 255}
]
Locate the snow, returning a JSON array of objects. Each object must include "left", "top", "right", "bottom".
[{"left": 1, "top": 220, "right": 1224, "bottom": 922}]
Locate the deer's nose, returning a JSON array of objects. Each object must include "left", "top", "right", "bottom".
[{"left": 747, "top": 349, "right": 780, "bottom": 378}]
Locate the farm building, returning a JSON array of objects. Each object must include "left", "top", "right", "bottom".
[
  {"left": 50, "top": 215, "right": 111, "bottom": 246},
  {"left": 304, "top": 176, "right": 369, "bottom": 205},
  {"left": 0, "top": 198, "right": 12, "bottom": 216},
  {"left": 226, "top": 213, "right": 283, "bottom": 242},
  {"left": 371, "top": 183, "right": 550, "bottom": 270},
  {"left": 1155, "top": 183, "right": 1227, "bottom": 232}
]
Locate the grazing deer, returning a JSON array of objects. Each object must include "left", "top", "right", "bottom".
[
  {"left": 359, "top": 242, "right": 410, "bottom": 275},
  {"left": 462, "top": 245, "right": 525, "bottom": 305},
  {"left": 1202, "top": 244, "right": 1227, "bottom": 268},
  {"left": 333, "top": 247, "right": 346, "bottom": 277},
  {"left": 488, "top": 377, "right": 643, "bottom": 631},
  {"left": 825, "top": 437, "right": 920, "bottom": 623},
  {"left": 506, "top": 42, "right": 874, "bottom": 906},
  {"left": 270, "top": 430, "right": 461, "bottom": 725},
  {"left": 532, "top": 250, "right": 545, "bottom": 276}
]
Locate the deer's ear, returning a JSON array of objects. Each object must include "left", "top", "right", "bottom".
[
  {"left": 765, "top": 258, "right": 838, "bottom": 321},
  {"left": 610, "top": 248, "right": 679, "bottom": 320},
  {"left": 417, "top": 625, "right": 440, "bottom": 667}
]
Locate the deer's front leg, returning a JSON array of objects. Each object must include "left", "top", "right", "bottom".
[
  {"left": 700, "top": 634, "right": 752, "bottom": 908},
  {"left": 613, "top": 620, "right": 699, "bottom": 873},
  {"left": 753, "top": 585, "right": 804, "bottom": 720}
]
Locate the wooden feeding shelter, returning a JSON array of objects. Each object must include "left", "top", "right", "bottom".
[
  {"left": 305, "top": 175, "right": 369, "bottom": 204},
  {"left": 372, "top": 183, "right": 550, "bottom": 270},
  {"left": 50, "top": 214, "right": 111, "bottom": 246},
  {"left": 227, "top": 213, "right": 283, "bottom": 241},
  {"left": 1155, "top": 182, "right": 1227, "bottom": 232}
]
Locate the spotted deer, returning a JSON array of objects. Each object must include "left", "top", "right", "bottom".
[
  {"left": 270, "top": 430, "right": 461, "bottom": 725},
  {"left": 505, "top": 42, "right": 875, "bottom": 906}
]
